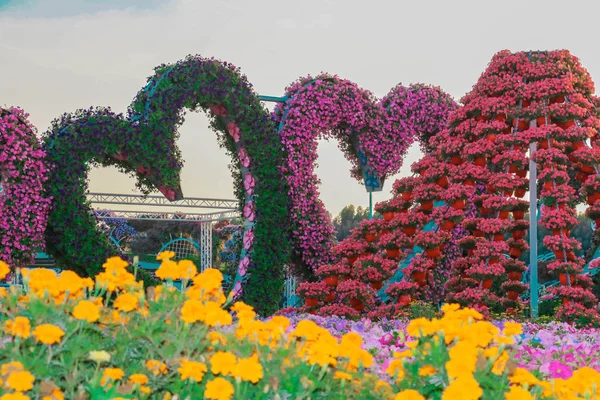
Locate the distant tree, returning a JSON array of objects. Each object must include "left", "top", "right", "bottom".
[{"left": 332, "top": 205, "right": 370, "bottom": 242}]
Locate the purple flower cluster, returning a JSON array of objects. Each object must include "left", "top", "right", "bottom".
[{"left": 0, "top": 108, "right": 51, "bottom": 269}]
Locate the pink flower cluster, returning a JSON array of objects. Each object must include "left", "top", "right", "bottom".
[{"left": 0, "top": 108, "right": 51, "bottom": 269}]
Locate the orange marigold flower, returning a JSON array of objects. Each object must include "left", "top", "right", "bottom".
[
  {"left": 6, "top": 370, "right": 35, "bottom": 392},
  {"left": 204, "top": 377, "right": 234, "bottom": 400},
  {"left": 72, "top": 300, "right": 101, "bottom": 322},
  {"left": 0, "top": 261, "right": 9, "bottom": 280},
  {"left": 5, "top": 317, "right": 31, "bottom": 338},
  {"left": 113, "top": 292, "right": 139, "bottom": 312},
  {"left": 32, "top": 324, "right": 65, "bottom": 345},
  {"left": 178, "top": 360, "right": 207, "bottom": 383},
  {"left": 146, "top": 360, "right": 167, "bottom": 376}
]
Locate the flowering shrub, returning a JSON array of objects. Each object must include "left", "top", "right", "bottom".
[
  {"left": 466, "top": 261, "right": 505, "bottom": 281},
  {"left": 413, "top": 231, "right": 450, "bottom": 249},
  {"left": 392, "top": 176, "right": 418, "bottom": 195},
  {"left": 0, "top": 108, "right": 50, "bottom": 268}
]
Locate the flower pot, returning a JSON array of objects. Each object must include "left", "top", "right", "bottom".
[
  {"left": 577, "top": 171, "right": 590, "bottom": 183},
  {"left": 513, "top": 210, "right": 525, "bottom": 220},
  {"left": 508, "top": 164, "right": 519, "bottom": 174},
  {"left": 305, "top": 297, "right": 319, "bottom": 307},
  {"left": 324, "top": 275, "right": 338, "bottom": 287},
  {"left": 383, "top": 212, "right": 395, "bottom": 221},
  {"left": 489, "top": 257, "right": 499, "bottom": 265},
  {"left": 347, "top": 256, "right": 358, "bottom": 264},
  {"left": 499, "top": 210, "right": 510, "bottom": 220},
  {"left": 419, "top": 168, "right": 427, "bottom": 176},
  {"left": 481, "top": 279, "right": 493, "bottom": 289},
  {"left": 580, "top": 164, "right": 595, "bottom": 174},
  {"left": 370, "top": 281, "right": 383, "bottom": 290},
  {"left": 381, "top": 229, "right": 392, "bottom": 237},
  {"left": 539, "top": 139, "right": 552, "bottom": 149},
  {"left": 494, "top": 114, "right": 507, "bottom": 122},
  {"left": 325, "top": 292, "right": 336, "bottom": 303},
  {"left": 365, "top": 233, "right": 378, "bottom": 243},
  {"left": 437, "top": 176, "right": 449, "bottom": 188},
  {"left": 340, "top": 274, "right": 351, "bottom": 282},
  {"left": 560, "top": 120, "right": 575, "bottom": 129},
  {"left": 463, "top": 179, "right": 476, "bottom": 187},
  {"left": 386, "top": 248, "right": 401, "bottom": 258},
  {"left": 596, "top": 218, "right": 600, "bottom": 227},
  {"left": 451, "top": 199, "right": 466, "bottom": 210},
  {"left": 512, "top": 230, "right": 525, "bottom": 240},
  {"left": 536, "top": 116, "right": 549, "bottom": 126},
  {"left": 398, "top": 294, "right": 411, "bottom": 306},
  {"left": 551, "top": 95, "right": 565, "bottom": 104},
  {"left": 425, "top": 247, "right": 441, "bottom": 258},
  {"left": 493, "top": 234, "right": 504, "bottom": 242},
  {"left": 503, "top": 189, "right": 514, "bottom": 197},
  {"left": 508, "top": 271, "right": 523, "bottom": 280},
  {"left": 562, "top": 297, "right": 571, "bottom": 306},
  {"left": 551, "top": 229, "right": 567, "bottom": 237},
  {"left": 514, "top": 119, "right": 529, "bottom": 131},
  {"left": 403, "top": 226, "right": 416, "bottom": 236},
  {"left": 559, "top": 273, "right": 570, "bottom": 286},
  {"left": 486, "top": 134, "right": 497, "bottom": 143},
  {"left": 398, "top": 208, "right": 409, "bottom": 214},
  {"left": 450, "top": 156, "right": 464, "bottom": 165},
  {"left": 440, "top": 220, "right": 456, "bottom": 231},
  {"left": 566, "top": 252, "right": 576, "bottom": 261},
  {"left": 402, "top": 192, "right": 413, "bottom": 201},
  {"left": 587, "top": 194, "right": 599, "bottom": 206},
  {"left": 474, "top": 230, "right": 484, "bottom": 238},
  {"left": 507, "top": 291, "right": 519, "bottom": 301},
  {"left": 475, "top": 115, "right": 488, "bottom": 122},
  {"left": 573, "top": 141, "right": 586, "bottom": 151},
  {"left": 486, "top": 183, "right": 496, "bottom": 193},
  {"left": 412, "top": 271, "right": 427, "bottom": 284},
  {"left": 420, "top": 201, "right": 434, "bottom": 211},
  {"left": 480, "top": 208, "right": 491, "bottom": 216},
  {"left": 467, "top": 249, "right": 475, "bottom": 256},
  {"left": 543, "top": 181, "right": 554, "bottom": 191},
  {"left": 350, "top": 298, "right": 364, "bottom": 312},
  {"left": 474, "top": 157, "right": 487, "bottom": 167},
  {"left": 516, "top": 169, "right": 528, "bottom": 178},
  {"left": 554, "top": 250, "right": 565, "bottom": 260},
  {"left": 509, "top": 247, "right": 522, "bottom": 259}
]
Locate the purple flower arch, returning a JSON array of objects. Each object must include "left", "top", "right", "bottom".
[
  {"left": 0, "top": 107, "right": 51, "bottom": 268},
  {"left": 273, "top": 75, "right": 456, "bottom": 276}
]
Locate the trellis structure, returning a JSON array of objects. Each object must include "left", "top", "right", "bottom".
[{"left": 90, "top": 193, "right": 239, "bottom": 271}]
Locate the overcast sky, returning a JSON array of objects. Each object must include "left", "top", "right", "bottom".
[{"left": 2, "top": 0, "right": 600, "bottom": 216}]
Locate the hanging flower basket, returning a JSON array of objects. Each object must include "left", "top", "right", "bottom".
[
  {"left": 508, "top": 271, "right": 523, "bottom": 280},
  {"left": 305, "top": 297, "right": 319, "bottom": 307},
  {"left": 386, "top": 248, "right": 401, "bottom": 258},
  {"left": 398, "top": 294, "right": 411, "bottom": 306},
  {"left": 324, "top": 275, "right": 338, "bottom": 287},
  {"left": 370, "top": 281, "right": 383, "bottom": 290}
]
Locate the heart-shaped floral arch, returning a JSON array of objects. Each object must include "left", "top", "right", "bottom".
[
  {"left": 43, "top": 56, "right": 290, "bottom": 315},
  {"left": 273, "top": 75, "right": 456, "bottom": 277}
]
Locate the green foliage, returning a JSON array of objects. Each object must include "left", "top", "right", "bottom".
[{"left": 332, "top": 205, "right": 370, "bottom": 241}]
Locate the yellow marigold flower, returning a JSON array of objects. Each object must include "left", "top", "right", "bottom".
[
  {"left": 6, "top": 370, "right": 35, "bottom": 392},
  {"left": 441, "top": 303, "right": 461, "bottom": 314},
  {"left": 395, "top": 390, "right": 425, "bottom": 400},
  {"left": 495, "top": 335, "right": 514, "bottom": 345},
  {"left": 386, "top": 359, "right": 405, "bottom": 382},
  {"left": 419, "top": 365, "right": 437, "bottom": 376},
  {"left": 446, "top": 342, "right": 478, "bottom": 380},
  {"left": 100, "top": 367, "right": 124, "bottom": 386},
  {"left": 233, "top": 354, "right": 263, "bottom": 383},
  {"left": 177, "top": 260, "right": 197, "bottom": 280},
  {"left": 491, "top": 351, "right": 509, "bottom": 375},
  {"left": 181, "top": 299, "right": 205, "bottom": 323},
  {"left": 502, "top": 321, "right": 523, "bottom": 337},
  {"left": 129, "top": 373, "right": 149, "bottom": 385},
  {"left": 178, "top": 360, "right": 207, "bottom": 383},
  {"left": 405, "top": 341, "right": 418, "bottom": 349},
  {"left": 0, "top": 393, "right": 30, "bottom": 400},
  {"left": 192, "top": 268, "right": 223, "bottom": 293},
  {"left": 72, "top": 300, "right": 101, "bottom": 322},
  {"left": 5, "top": 317, "right": 31, "bottom": 338},
  {"left": 113, "top": 292, "right": 138, "bottom": 312},
  {"left": 210, "top": 351, "right": 237, "bottom": 376},
  {"left": 146, "top": 360, "right": 167, "bottom": 376},
  {"left": 230, "top": 301, "right": 254, "bottom": 314},
  {"left": 505, "top": 385, "right": 534, "bottom": 400},
  {"left": 509, "top": 368, "right": 540, "bottom": 386},
  {"left": 156, "top": 251, "right": 175, "bottom": 261},
  {"left": 32, "top": 324, "right": 65, "bottom": 345},
  {"left": 203, "top": 301, "right": 233, "bottom": 327},
  {"left": 442, "top": 373, "right": 482, "bottom": 400},
  {"left": 0, "top": 261, "right": 9, "bottom": 280},
  {"left": 207, "top": 331, "right": 227, "bottom": 346},
  {"left": 407, "top": 318, "right": 439, "bottom": 337},
  {"left": 88, "top": 350, "right": 111, "bottom": 363},
  {"left": 1, "top": 361, "right": 24, "bottom": 376},
  {"left": 333, "top": 371, "right": 352, "bottom": 380},
  {"left": 103, "top": 256, "right": 129, "bottom": 270},
  {"left": 0, "top": 287, "right": 7, "bottom": 298},
  {"left": 204, "top": 377, "right": 234, "bottom": 400},
  {"left": 155, "top": 260, "right": 179, "bottom": 281},
  {"left": 484, "top": 346, "right": 499, "bottom": 358},
  {"left": 42, "top": 388, "right": 63, "bottom": 400},
  {"left": 394, "top": 350, "right": 413, "bottom": 359}
]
